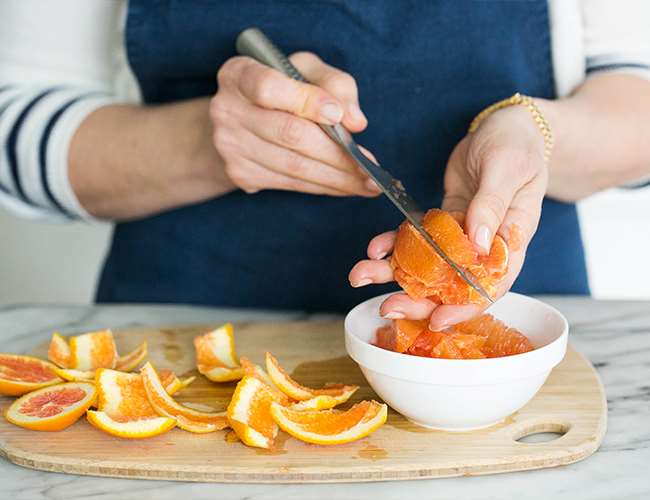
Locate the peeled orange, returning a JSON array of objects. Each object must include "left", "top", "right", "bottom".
[
  {"left": 391, "top": 209, "right": 508, "bottom": 304},
  {"left": 5, "top": 382, "right": 96, "bottom": 431},
  {"left": 0, "top": 354, "right": 63, "bottom": 396},
  {"left": 270, "top": 400, "right": 387, "bottom": 445}
]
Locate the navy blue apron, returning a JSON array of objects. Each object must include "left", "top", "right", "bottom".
[{"left": 97, "top": 0, "right": 589, "bottom": 310}]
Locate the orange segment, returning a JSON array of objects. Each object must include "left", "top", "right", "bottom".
[
  {"left": 453, "top": 314, "right": 534, "bottom": 357},
  {"left": 140, "top": 362, "right": 228, "bottom": 429},
  {"left": 69, "top": 330, "right": 117, "bottom": 371},
  {"left": 391, "top": 209, "right": 508, "bottom": 305},
  {"left": 0, "top": 354, "right": 62, "bottom": 396},
  {"left": 227, "top": 376, "right": 280, "bottom": 449},
  {"left": 47, "top": 333, "right": 71, "bottom": 368},
  {"left": 194, "top": 324, "right": 244, "bottom": 382},
  {"left": 373, "top": 319, "right": 428, "bottom": 353},
  {"left": 86, "top": 410, "right": 176, "bottom": 439},
  {"left": 5, "top": 382, "right": 96, "bottom": 431},
  {"left": 270, "top": 400, "right": 387, "bottom": 445},
  {"left": 266, "top": 353, "right": 358, "bottom": 402},
  {"left": 115, "top": 342, "right": 148, "bottom": 372}
]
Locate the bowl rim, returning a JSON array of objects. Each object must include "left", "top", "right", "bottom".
[{"left": 344, "top": 292, "right": 569, "bottom": 384}]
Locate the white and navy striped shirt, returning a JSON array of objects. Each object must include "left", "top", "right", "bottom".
[{"left": 1, "top": 0, "right": 649, "bottom": 221}]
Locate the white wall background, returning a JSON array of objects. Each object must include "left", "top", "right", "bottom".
[{"left": 0, "top": 187, "right": 648, "bottom": 305}]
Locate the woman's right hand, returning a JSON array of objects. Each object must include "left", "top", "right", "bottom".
[{"left": 209, "top": 52, "right": 381, "bottom": 197}]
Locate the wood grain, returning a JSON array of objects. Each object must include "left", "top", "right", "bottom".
[{"left": 0, "top": 321, "right": 607, "bottom": 483}]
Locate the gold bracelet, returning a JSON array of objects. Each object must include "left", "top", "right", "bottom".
[{"left": 468, "top": 93, "right": 554, "bottom": 163}]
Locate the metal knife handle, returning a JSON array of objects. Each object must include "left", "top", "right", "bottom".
[{"left": 236, "top": 27, "right": 348, "bottom": 146}]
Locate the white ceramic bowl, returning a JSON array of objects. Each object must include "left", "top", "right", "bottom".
[{"left": 344, "top": 292, "right": 568, "bottom": 431}]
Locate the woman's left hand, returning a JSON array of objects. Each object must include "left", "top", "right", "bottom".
[{"left": 348, "top": 104, "right": 549, "bottom": 330}]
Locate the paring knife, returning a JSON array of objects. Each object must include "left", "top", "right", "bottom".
[{"left": 236, "top": 28, "right": 494, "bottom": 304}]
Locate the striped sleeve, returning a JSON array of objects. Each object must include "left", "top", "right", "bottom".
[
  {"left": 582, "top": 0, "right": 650, "bottom": 80},
  {"left": 0, "top": 0, "right": 129, "bottom": 221}
]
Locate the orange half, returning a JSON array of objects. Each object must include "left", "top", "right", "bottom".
[
  {"left": 5, "top": 382, "right": 96, "bottom": 431},
  {"left": 0, "top": 354, "right": 63, "bottom": 396}
]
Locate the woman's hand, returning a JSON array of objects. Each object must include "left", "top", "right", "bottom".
[
  {"left": 209, "top": 52, "right": 381, "bottom": 197},
  {"left": 349, "top": 104, "right": 549, "bottom": 330}
]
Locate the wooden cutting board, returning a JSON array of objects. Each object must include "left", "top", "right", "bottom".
[{"left": 0, "top": 321, "right": 607, "bottom": 483}]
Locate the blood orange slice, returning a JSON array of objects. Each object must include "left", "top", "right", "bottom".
[
  {"left": 5, "top": 382, "right": 96, "bottom": 431},
  {"left": 86, "top": 410, "right": 175, "bottom": 439},
  {"left": 227, "top": 376, "right": 282, "bottom": 449},
  {"left": 265, "top": 353, "right": 358, "bottom": 402},
  {"left": 0, "top": 354, "right": 63, "bottom": 396},
  {"left": 270, "top": 400, "right": 387, "bottom": 445},
  {"left": 194, "top": 324, "right": 244, "bottom": 382}
]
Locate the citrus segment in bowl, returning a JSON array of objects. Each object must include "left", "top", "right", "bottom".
[
  {"left": 194, "top": 323, "right": 244, "bottom": 382},
  {"left": 265, "top": 352, "right": 358, "bottom": 401},
  {"left": 270, "top": 400, "right": 387, "bottom": 445},
  {"left": 5, "top": 381, "right": 96, "bottom": 431},
  {"left": 0, "top": 354, "right": 63, "bottom": 396},
  {"left": 86, "top": 410, "right": 176, "bottom": 439}
]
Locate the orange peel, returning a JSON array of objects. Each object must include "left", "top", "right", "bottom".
[
  {"left": 115, "top": 342, "right": 148, "bottom": 372},
  {"left": 86, "top": 410, "right": 176, "bottom": 439},
  {"left": 270, "top": 400, "right": 387, "bottom": 445},
  {"left": 194, "top": 324, "right": 244, "bottom": 382},
  {"left": 265, "top": 352, "right": 358, "bottom": 401}
]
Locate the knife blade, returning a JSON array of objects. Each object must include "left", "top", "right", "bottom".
[{"left": 236, "top": 27, "right": 495, "bottom": 304}]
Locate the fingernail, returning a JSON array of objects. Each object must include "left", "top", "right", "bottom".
[
  {"left": 320, "top": 103, "right": 343, "bottom": 123},
  {"left": 365, "top": 178, "right": 381, "bottom": 192},
  {"left": 384, "top": 311, "right": 405, "bottom": 320},
  {"left": 475, "top": 225, "right": 491, "bottom": 254},
  {"left": 429, "top": 320, "right": 450, "bottom": 332},
  {"left": 374, "top": 251, "right": 387, "bottom": 260},
  {"left": 349, "top": 104, "right": 367, "bottom": 123},
  {"left": 352, "top": 278, "right": 372, "bottom": 288}
]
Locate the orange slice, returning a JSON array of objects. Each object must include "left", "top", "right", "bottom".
[
  {"left": 265, "top": 352, "right": 358, "bottom": 401},
  {"left": 47, "top": 332, "right": 71, "bottom": 368},
  {"left": 5, "top": 382, "right": 96, "bottom": 431},
  {"left": 55, "top": 368, "right": 96, "bottom": 382},
  {"left": 86, "top": 410, "right": 176, "bottom": 439},
  {"left": 69, "top": 330, "right": 117, "bottom": 370},
  {"left": 140, "top": 362, "right": 228, "bottom": 429},
  {"left": 289, "top": 386, "right": 358, "bottom": 411},
  {"left": 115, "top": 342, "right": 148, "bottom": 372},
  {"left": 227, "top": 376, "right": 283, "bottom": 449},
  {"left": 194, "top": 324, "right": 244, "bottom": 382},
  {"left": 270, "top": 400, "right": 387, "bottom": 445},
  {"left": 0, "top": 354, "right": 63, "bottom": 396}
]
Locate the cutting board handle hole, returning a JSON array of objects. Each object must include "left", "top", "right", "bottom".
[{"left": 512, "top": 421, "right": 570, "bottom": 444}]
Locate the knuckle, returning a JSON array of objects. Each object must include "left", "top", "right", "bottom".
[
  {"left": 284, "top": 150, "right": 306, "bottom": 176},
  {"left": 245, "top": 66, "right": 275, "bottom": 104},
  {"left": 209, "top": 95, "right": 228, "bottom": 123},
  {"left": 479, "top": 192, "right": 508, "bottom": 221},
  {"left": 277, "top": 115, "right": 304, "bottom": 147},
  {"left": 323, "top": 71, "right": 357, "bottom": 95}
]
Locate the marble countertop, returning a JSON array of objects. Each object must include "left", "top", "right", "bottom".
[{"left": 0, "top": 297, "right": 648, "bottom": 500}]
